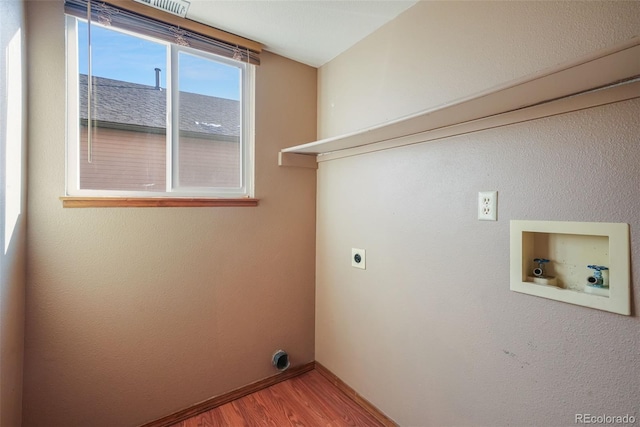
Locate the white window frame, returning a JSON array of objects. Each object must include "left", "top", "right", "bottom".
[{"left": 65, "top": 15, "right": 255, "bottom": 199}]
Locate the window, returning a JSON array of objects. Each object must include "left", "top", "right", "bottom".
[{"left": 65, "top": 6, "right": 255, "bottom": 201}]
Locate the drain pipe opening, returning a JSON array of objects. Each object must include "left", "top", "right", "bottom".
[{"left": 272, "top": 350, "right": 290, "bottom": 371}]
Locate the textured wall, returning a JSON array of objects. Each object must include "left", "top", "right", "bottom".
[
  {"left": 316, "top": 1, "right": 640, "bottom": 426},
  {"left": 23, "top": 1, "right": 317, "bottom": 426},
  {"left": 0, "top": 0, "right": 27, "bottom": 425},
  {"left": 318, "top": 1, "right": 640, "bottom": 138}
]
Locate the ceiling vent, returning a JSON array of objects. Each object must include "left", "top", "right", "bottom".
[{"left": 133, "top": 0, "right": 190, "bottom": 18}]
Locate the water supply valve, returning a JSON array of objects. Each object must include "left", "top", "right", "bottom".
[
  {"left": 533, "top": 258, "right": 549, "bottom": 277},
  {"left": 587, "top": 265, "right": 609, "bottom": 288}
]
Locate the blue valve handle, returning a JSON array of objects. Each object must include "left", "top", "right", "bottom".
[
  {"left": 587, "top": 265, "right": 609, "bottom": 272},
  {"left": 534, "top": 258, "right": 549, "bottom": 268}
]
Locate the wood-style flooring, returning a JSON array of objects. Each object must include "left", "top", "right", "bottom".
[{"left": 171, "top": 370, "right": 385, "bottom": 427}]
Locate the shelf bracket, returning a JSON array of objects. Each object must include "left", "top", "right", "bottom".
[{"left": 278, "top": 152, "right": 318, "bottom": 169}]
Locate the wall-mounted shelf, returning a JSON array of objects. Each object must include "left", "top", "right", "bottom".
[
  {"left": 510, "top": 220, "right": 630, "bottom": 316},
  {"left": 279, "top": 37, "right": 640, "bottom": 166}
]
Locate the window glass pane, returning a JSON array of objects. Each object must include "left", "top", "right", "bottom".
[
  {"left": 78, "top": 21, "right": 167, "bottom": 192},
  {"left": 177, "top": 51, "right": 242, "bottom": 188}
]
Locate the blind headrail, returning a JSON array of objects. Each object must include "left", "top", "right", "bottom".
[{"left": 64, "top": 0, "right": 262, "bottom": 65}]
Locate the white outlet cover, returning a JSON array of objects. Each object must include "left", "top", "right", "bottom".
[
  {"left": 478, "top": 191, "right": 498, "bottom": 221},
  {"left": 352, "top": 248, "right": 366, "bottom": 269}
]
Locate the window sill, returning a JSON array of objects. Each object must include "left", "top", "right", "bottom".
[{"left": 60, "top": 197, "right": 259, "bottom": 208}]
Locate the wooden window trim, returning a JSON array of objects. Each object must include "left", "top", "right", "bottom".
[{"left": 60, "top": 197, "right": 259, "bottom": 208}]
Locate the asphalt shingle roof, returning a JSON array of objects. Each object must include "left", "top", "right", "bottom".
[{"left": 79, "top": 74, "right": 240, "bottom": 138}]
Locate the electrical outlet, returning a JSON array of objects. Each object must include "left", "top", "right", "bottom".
[
  {"left": 478, "top": 191, "right": 498, "bottom": 221},
  {"left": 352, "top": 248, "right": 366, "bottom": 269}
]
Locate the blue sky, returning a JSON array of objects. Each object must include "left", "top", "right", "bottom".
[{"left": 78, "top": 21, "right": 241, "bottom": 100}]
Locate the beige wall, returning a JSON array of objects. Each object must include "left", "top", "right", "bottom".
[
  {"left": 0, "top": 0, "right": 27, "bottom": 425},
  {"left": 316, "top": 2, "right": 640, "bottom": 426},
  {"left": 24, "top": 1, "right": 317, "bottom": 425},
  {"left": 318, "top": 1, "right": 640, "bottom": 139}
]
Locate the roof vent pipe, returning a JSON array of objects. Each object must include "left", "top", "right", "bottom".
[{"left": 154, "top": 68, "right": 161, "bottom": 90}]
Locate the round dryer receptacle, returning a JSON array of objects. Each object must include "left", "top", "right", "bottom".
[{"left": 272, "top": 350, "right": 290, "bottom": 371}]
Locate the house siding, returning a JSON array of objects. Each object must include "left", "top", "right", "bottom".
[{"left": 79, "top": 127, "right": 240, "bottom": 191}]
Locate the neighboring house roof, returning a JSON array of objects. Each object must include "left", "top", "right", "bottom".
[{"left": 79, "top": 74, "right": 240, "bottom": 139}]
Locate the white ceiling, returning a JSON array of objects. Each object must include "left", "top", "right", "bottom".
[{"left": 186, "top": 1, "right": 419, "bottom": 68}]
